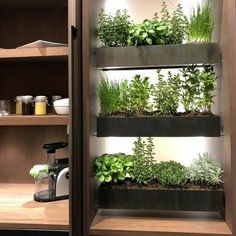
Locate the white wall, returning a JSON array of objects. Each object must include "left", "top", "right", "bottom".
[{"left": 104, "top": 0, "right": 202, "bottom": 22}]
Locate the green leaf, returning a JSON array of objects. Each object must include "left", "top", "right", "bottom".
[
  {"left": 98, "top": 175, "right": 105, "bottom": 183},
  {"left": 146, "top": 38, "right": 152, "bottom": 45},
  {"left": 141, "top": 32, "right": 148, "bottom": 39}
]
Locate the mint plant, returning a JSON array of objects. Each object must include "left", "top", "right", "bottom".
[
  {"left": 97, "top": 9, "right": 133, "bottom": 46},
  {"left": 180, "top": 65, "right": 217, "bottom": 113},
  {"left": 152, "top": 70, "right": 181, "bottom": 115},
  {"left": 95, "top": 153, "right": 134, "bottom": 184},
  {"left": 197, "top": 65, "right": 217, "bottom": 113},
  {"left": 188, "top": 153, "right": 223, "bottom": 187},
  {"left": 155, "top": 160, "right": 188, "bottom": 187}
]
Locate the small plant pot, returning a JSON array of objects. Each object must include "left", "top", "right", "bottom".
[{"left": 98, "top": 185, "right": 225, "bottom": 217}]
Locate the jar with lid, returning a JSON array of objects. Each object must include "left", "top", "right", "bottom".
[
  {"left": 15, "top": 96, "right": 23, "bottom": 115},
  {"left": 50, "top": 95, "right": 62, "bottom": 114},
  {"left": 34, "top": 96, "right": 47, "bottom": 116},
  {"left": 22, "top": 95, "right": 33, "bottom": 115}
]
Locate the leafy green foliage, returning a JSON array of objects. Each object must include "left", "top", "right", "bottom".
[
  {"left": 197, "top": 66, "right": 217, "bottom": 113},
  {"left": 188, "top": 153, "right": 223, "bottom": 186},
  {"left": 188, "top": 1, "right": 214, "bottom": 42},
  {"left": 170, "top": 3, "right": 188, "bottom": 44},
  {"left": 95, "top": 153, "right": 134, "bottom": 184},
  {"left": 119, "top": 75, "right": 152, "bottom": 115},
  {"left": 155, "top": 161, "right": 188, "bottom": 187},
  {"left": 97, "top": 73, "right": 120, "bottom": 115},
  {"left": 132, "top": 137, "right": 156, "bottom": 185},
  {"left": 180, "top": 65, "right": 217, "bottom": 113},
  {"left": 97, "top": 9, "right": 133, "bottom": 46},
  {"left": 127, "top": 1, "right": 187, "bottom": 46},
  {"left": 128, "top": 75, "right": 152, "bottom": 115},
  {"left": 127, "top": 19, "right": 169, "bottom": 46},
  {"left": 152, "top": 70, "right": 181, "bottom": 115}
]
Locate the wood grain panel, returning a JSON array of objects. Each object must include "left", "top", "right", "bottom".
[
  {"left": 0, "top": 126, "right": 68, "bottom": 183},
  {"left": 90, "top": 210, "right": 231, "bottom": 236},
  {"left": 0, "top": 61, "right": 68, "bottom": 110},
  {"left": 0, "top": 7, "right": 67, "bottom": 48},
  {"left": 0, "top": 0, "right": 67, "bottom": 7},
  {"left": 221, "top": 0, "right": 236, "bottom": 233},
  {"left": 82, "top": 0, "right": 106, "bottom": 235},
  {"left": 0, "top": 183, "right": 68, "bottom": 229}
]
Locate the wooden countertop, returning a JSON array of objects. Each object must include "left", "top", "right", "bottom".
[{"left": 0, "top": 183, "right": 69, "bottom": 230}]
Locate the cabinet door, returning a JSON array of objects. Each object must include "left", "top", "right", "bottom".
[
  {"left": 221, "top": 0, "right": 236, "bottom": 233},
  {"left": 69, "top": 0, "right": 83, "bottom": 235}
]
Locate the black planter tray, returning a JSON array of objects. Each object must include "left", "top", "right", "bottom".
[
  {"left": 97, "top": 115, "right": 221, "bottom": 137},
  {"left": 96, "top": 43, "right": 221, "bottom": 70},
  {"left": 98, "top": 185, "right": 225, "bottom": 214}
]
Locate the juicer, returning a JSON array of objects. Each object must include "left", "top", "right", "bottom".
[{"left": 34, "top": 142, "right": 69, "bottom": 202}]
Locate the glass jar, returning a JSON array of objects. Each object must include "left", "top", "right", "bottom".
[
  {"left": 35, "top": 96, "right": 47, "bottom": 116},
  {"left": 51, "top": 95, "right": 62, "bottom": 114},
  {"left": 15, "top": 96, "right": 23, "bottom": 115},
  {"left": 22, "top": 95, "right": 33, "bottom": 115},
  {"left": 0, "top": 100, "right": 10, "bottom": 116}
]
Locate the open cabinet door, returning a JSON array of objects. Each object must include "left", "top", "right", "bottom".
[
  {"left": 221, "top": 0, "right": 236, "bottom": 234},
  {"left": 78, "top": 0, "right": 236, "bottom": 236},
  {"left": 69, "top": 0, "right": 83, "bottom": 235}
]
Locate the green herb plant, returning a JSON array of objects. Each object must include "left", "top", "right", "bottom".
[
  {"left": 97, "top": 9, "right": 133, "bottom": 46},
  {"left": 152, "top": 70, "right": 181, "bottom": 115},
  {"left": 180, "top": 65, "right": 217, "bottom": 113},
  {"left": 170, "top": 3, "right": 188, "bottom": 44},
  {"left": 97, "top": 73, "right": 120, "bottom": 116},
  {"left": 132, "top": 137, "right": 156, "bottom": 185},
  {"left": 188, "top": 153, "right": 223, "bottom": 187},
  {"left": 128, "top": 75, "right": 152, "bottom": 115},
  {"left": 159, "top": 1, "right": 188, "bottom": 44},
  {"left": 119, "top": 75, "right": 152, "bottom": 115},
  {"left": 127, "top": 19, "right": 169, "bottom": 46},
  {"left": 155, "top": 160, "right": 188, "bottom": 187},
  {"left": 95, "top": 153, "right": 134, "bottom": 184},
  {"left": 197, "top": 65, "right": 217, "bottom": 113},
  {"left": 188, "top": 1, "right": 214, "bottom": 42},
  {"left": 127, "top": 1, "right": 187, "bottom": 46}
]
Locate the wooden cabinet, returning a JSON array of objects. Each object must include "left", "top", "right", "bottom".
[
  {"left": 0, "top": 0, "right": 69, "bottom": 235},
  {"left": 78, "top": 0, "right": 236, "bottom": 236}
]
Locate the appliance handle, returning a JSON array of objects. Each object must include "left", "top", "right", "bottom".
[{"left": 43, "top": 142, "right": 68, "bottom": 153}]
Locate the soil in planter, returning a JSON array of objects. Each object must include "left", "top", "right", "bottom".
[
  {"left": 101, "top": 179, "right": 223, "bottom": 191},
  {"left": 99, "top": 111, "right": 215, "bottom": 118}
]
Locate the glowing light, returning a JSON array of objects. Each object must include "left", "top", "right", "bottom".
[{"left": 104, "top": 0, "right": 128, "bottom": 14}]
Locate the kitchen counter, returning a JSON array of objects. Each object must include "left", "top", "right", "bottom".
[{"left": 0, "top": 183, "right": 69, "bottom": 230}]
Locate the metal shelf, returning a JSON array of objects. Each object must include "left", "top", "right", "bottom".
[
  {"left": 97, "top": 115, "right": 221, "bottom": 137},
  {"left": 96, "top": 43, "right": 221, "bottom": 70}
]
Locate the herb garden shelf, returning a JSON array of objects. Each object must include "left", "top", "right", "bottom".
[
  {"left": 98, "top": 185, "right": 225, "bottom": 216},
  {"left": 96, "top": 43, "right": 221, "bottom": 70},
  {"left": 97, "top": 115, "right": 221, "bottom": 137}
]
